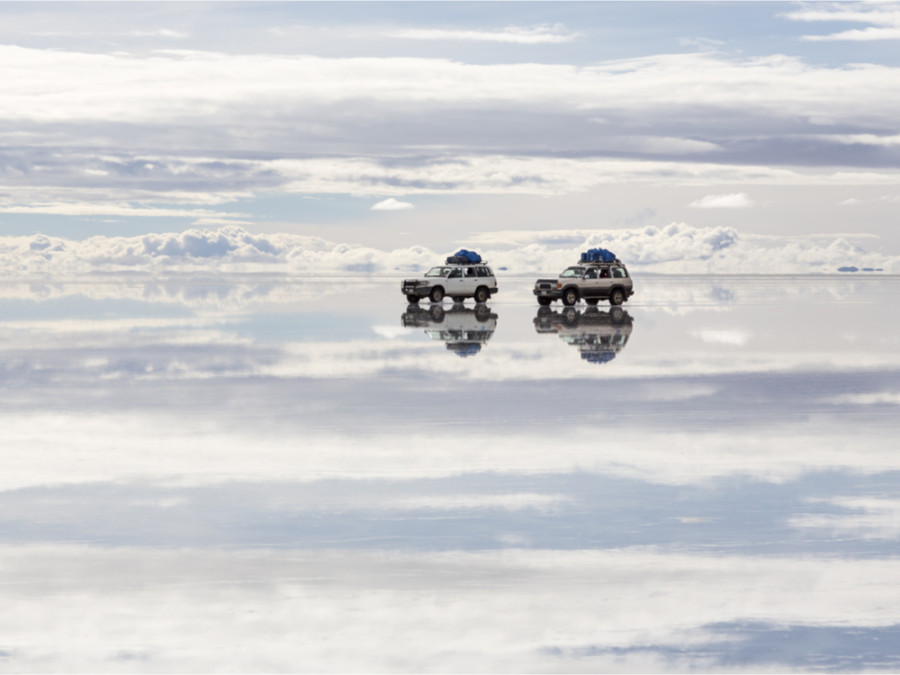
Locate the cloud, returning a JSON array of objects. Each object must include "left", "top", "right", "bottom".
[
  {"left": 784, "top": 3, "right": 900, "bottom": 41},
  {"left": 687, "top": 193, "right": 755, "bottom": 209},
  {"left": 383, "top": 24, "right": 578, "bottom": 44},
  {"left": 678, "top": 37, "right": 726, "bottom": 50},
  {"left": 2, "top": 223, "right": 896, "bottom": 275},
  {"left": 371, "top": 198, "right": 414, "bottom": 211},
  {"left": 821, "top": 133, "right": 900, "bottom": 147}
]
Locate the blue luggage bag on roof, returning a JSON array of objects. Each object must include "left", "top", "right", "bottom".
[
  {"left": 447, "top": 249, "right": 482, "bottom": 264},
  {"left": 581, "top": 247, "right": 616, "bottom": 263}
]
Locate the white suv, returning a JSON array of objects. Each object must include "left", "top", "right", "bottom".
[{"left": 402, "top": 262, "right": 499, "bottom": 304}]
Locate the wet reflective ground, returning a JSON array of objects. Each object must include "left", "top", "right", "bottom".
[{"left": 1, "top": 274, "right": 899, "bottom": 672}]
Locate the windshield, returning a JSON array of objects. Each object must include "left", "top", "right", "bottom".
[
  {"left": 559, "top": 267, "right": 584, "bottom": 278},
  {"left": 425, "top": 267, "right": 450, "bottom": 278}
]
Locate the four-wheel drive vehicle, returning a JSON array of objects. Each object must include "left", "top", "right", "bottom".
[
  {"left": 533, "top": 260, "right": 634, "bottom": 307},
  {"left": 402, "top": 262, "right": 498, "bottom": 304}
]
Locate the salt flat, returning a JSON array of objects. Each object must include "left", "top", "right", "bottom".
[{"left": 0, "top": 274, "right": 898, "bottom": 672}]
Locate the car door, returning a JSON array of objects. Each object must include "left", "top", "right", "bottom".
[
  {"left": 447, "top": 267, "right": 468, "bottom": 297},
  {"left": 596, "top": 265, "right": 613, "bottom": 297},
  {"left": 581, "top": 267, "right": 601, "bottom": 298}
]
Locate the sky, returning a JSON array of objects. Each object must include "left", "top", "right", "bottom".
[{"left": 1, "top": 1, "right": 900, "bottom": 271}]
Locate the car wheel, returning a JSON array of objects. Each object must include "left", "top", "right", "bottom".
[
  {"left": 609, "top": 288, "right": 624, "bottom": 306},
  {"left": 406, "top": 294, "right": 420, "bottom": 304},
  {"left": 610, "top": 307, "right": 625, "bottom": 324},
  {"left": 585, "top": 298, "right": 599, "bottom": 306},
  {"left": 562, "top": 288, "right": 579, "bottom": 306},
  {"left": 452, "top": 296, "right": 465, "bottom": 304},
  {"left": 537, "top": 296, "right": 552, "bottom": 306},
  {"left": 430, "top": 286, "right": 444, "bottom": 303},
  {"left": 429, "top": 305, "right": 445, "bottom": 323},
  {"left": 474, "top": 286, "right": 489, "bottom": 303},
  {"left": 474, "top": 304, "right": 490, "bottom": 322}
]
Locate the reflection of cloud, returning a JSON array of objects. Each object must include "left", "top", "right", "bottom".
[
  {"left": 692, "top": 329, "right": 750, "bottom": 346},
  {"left": 1, "top": 545, "right": 899, "bottom": 672},
  {"left": 790, "top": 498, "right": 900, "bottom": 540}
]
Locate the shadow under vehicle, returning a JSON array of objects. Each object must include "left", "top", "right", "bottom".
[
  {"left": 534, "top": 306, "right": 634, "bottom": 364},
  {"left": 402, "top": 303, "right": 498, "bottom": 357}
]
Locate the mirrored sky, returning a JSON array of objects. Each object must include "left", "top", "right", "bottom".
[{"left": 1, "top": 273, "right": 899, "bottom": 672}]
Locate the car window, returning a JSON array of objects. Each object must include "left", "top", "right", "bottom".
[
  {"left": 477, "top": 267, "right": 491, "bottom": 277},
  {"left": 584, "top": 268, "right": 597, "bottom": 279},
  {"left": 448, "top": 268, "right": 463, "bottom": 278},
  {"left": 466, "top": 267, "right": 478, "bottom": 277},
  {"left": 612, "top": 266, "right": 627, "bottom": 278},
  {"left": 425, "top": 266, "right": 449, "bottom": 277},
  {"left": 560, "top": 267, "right": 584, "bottom": 278}
]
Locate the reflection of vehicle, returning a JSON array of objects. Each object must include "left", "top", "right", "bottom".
[
  {"left": 402, "top": 304, "right": 498, "bottom": 357},
  {"left": 534, "top": 261, "right": 634, "bottom": 307},
  {"left": 534, "top": 306, "right": 633, "bottom": 364},
  {"left": 402, "top": 262, "right": 498, "bottom": 304}
]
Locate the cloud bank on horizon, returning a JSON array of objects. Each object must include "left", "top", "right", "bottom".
[
  {"left": 4, "top": 223, "right": 896, "bottom": 275},
  {"left": 1, "top": 1, "right": 899, "bottom": 258}
]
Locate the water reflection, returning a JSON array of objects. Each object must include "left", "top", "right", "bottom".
[
  {"left": 1, "top": 275, "right": 899, "bottom": 672},
  {"left": 402, "top": 302, "right": 497, "bottom": 357},
  {"left": 534, "top": 306, "right": 633, "bottom": 364}
]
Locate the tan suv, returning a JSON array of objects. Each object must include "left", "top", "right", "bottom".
[{"left": 533, "top": 261, "right": 634, "bottom": 306}]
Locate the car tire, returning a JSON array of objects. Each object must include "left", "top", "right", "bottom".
[
  {"left": 452, "top": 296, "right": 465, "bottom": 304},
  {"left": 537, "top": 297, "right": 552, "bottom": 306},
  {"left": 474, "top": 304, "right": 490, "bottom": 322},
  {"left": 474, "top": 286, "right": 489, "bottom": 303},
  {"left": 406, "top": 294, "right": 420, "bottom": 303},
  {"left": 430, "top": 286, "right": 444, "bottom": 303},
  {"left": 609, "top": 288, "right": 624, "bottom": 306},
  {"left": 585, "top": 298, "right": 599, "bottom": 306},
  {"left": 429, "top": 305, "right": 445, "bottom": 323},
  {"left": 562, "top": 288, "right": 579, "bottom": 306}
]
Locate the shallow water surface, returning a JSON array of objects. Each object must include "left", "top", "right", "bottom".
[{"left": 1, "top": 274, "right": 899, "bottom": 672}]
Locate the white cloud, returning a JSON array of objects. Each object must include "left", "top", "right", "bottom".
[
  {"left": 824, "top": 391, "right": 900, "bottom": 406},
  {"left": 687, "top": 193, "right": 755, "bottom": 209},
  {"left": 387, "top": 493, "right": 571, "bottom": 512},
  {"left": 2, "top": 223, "right": 896, "bottom": 276},
  {"left": 2, "top": 46, "right": 900, "bottom": 131},
  {"left": 822, "top": 133, "right": 900, "bottom": 147},
  {"left": 784, "top": 3, "right": 900, "bottom": 41},
  {"left": 803, "top": 27, "right": 900, "bottom": 41},
  {"left": 678, "top": 37, "right": 725, "bottom": 50},
  {"left": 384, "top": 24, "right": 578, "bottom": 44},
  {"left": 371, "top": 198, "right": 414, "bottom": 211}
]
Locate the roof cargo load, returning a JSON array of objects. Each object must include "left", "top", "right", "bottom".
[
  {"left": 446, "top": 249, "right": 482, "bottom": 264},
  {"left": 580, "top": 248, "right": 617, "bottom": 263}
]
